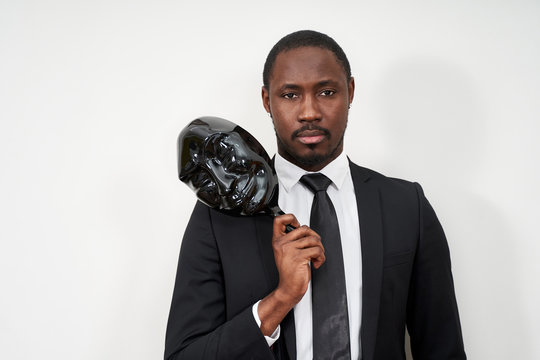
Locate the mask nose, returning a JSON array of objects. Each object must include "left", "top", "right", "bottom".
[{"left": 206, "top": 161, "right": 236, "bottom": 195}]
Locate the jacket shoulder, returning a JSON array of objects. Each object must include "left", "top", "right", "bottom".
[{"left": 348, "top": 160, "right": 420, "bottom": 192}]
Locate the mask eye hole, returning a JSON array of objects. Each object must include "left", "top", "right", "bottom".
[
  {"left": 204, "top": 134, "right": 229, "bottom": 164},
  {"left": 215, "top": 141, "right": 230, "bottom": 162}
]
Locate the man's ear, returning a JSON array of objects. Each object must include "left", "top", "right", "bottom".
[
  {"left": 348, "top": 77, "right": 355, "bottom": 105},
  {"left": 261, "top": 86, "right": 271, "bottom": 115}
]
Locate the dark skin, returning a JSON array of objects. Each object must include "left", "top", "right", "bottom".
[{"left": 258, "top": 47, "right": 355, "bottom": 336}]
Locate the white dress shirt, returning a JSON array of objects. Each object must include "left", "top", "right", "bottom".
[{"left": 254, "top": 152, "right": 362, "bottom": 359}]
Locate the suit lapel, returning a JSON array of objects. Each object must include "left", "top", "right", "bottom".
[
  {"left": 254, "top": 214, "right": 296, "bottom": 360},
  {"left": 349, "top": 162, "right": 384, "bottom": 360}
]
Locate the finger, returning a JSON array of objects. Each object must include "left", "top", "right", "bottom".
[
  {"left": 293, "top": 235, "right": 325, "bottom": 268},
  {"left": 273, "top": 213, "right": 301, "bottom": 235},
  {"left": 300, "top": 247, "right": 326, "bottom": 268},
  {"left": 311, "top": 252, "right": 326, "bottom": 269},
  {"left": 291, "top": 235, "right": 324, "bottom": 251},
  {"left": 286, "top": 225, "right": 320, "bottom": 242}
]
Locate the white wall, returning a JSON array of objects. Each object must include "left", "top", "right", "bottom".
[{"left": 1, "top": 1, "right": 539, "bottom": 359}]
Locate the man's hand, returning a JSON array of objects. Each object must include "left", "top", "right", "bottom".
[
  {"left": 272, "top": 214, "right": 325, "bottom": 304},
  {"left": 257, "top": 213, "right": 325, "bottom": 336}
]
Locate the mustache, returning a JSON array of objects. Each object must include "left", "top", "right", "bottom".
[{"left": 291, "top": 125, "right": 331, "bottom": 140}]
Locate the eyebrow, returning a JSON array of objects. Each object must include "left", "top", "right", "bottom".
[
  {"left": 279, "top": 83, "right": 302, "bottom": 91},
  {"left": 278, "top": 79, "right": 339, "bottom": 92},
  {"left": 317, "top": 80, "right": 338, "bottom": 87}
]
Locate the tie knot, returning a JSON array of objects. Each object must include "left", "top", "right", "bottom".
[{"left": 300, "top": 173, "right": 332, "bottom": 193}]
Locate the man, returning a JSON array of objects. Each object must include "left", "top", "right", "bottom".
[{"left": 165, "top": 30, "right": 466, "bottom": 359}]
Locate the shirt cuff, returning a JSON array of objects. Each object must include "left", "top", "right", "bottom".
[{"left": 252, "top": 300, "right": 281, "bottom": 347}]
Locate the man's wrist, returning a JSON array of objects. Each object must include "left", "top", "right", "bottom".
[
  {"left": 258, "top": 289, "right": 297, "bottom": 336},
  {"left": 252, "top": 300, "right": 280, "bottom": 346}
]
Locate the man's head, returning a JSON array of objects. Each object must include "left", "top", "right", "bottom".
[
  {"left": 178, "top": 117, "right": 277, "bottom": 215},
  {"left": 262, "top": 30, "right": 355, "bottom": 172},
  {"left": 263, "top": 30, "right": 352, "bottom": 90}
]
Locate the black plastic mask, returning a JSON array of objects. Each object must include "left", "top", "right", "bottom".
[{"left": 178, "top": 116, "right": 282, "bottom": 217}]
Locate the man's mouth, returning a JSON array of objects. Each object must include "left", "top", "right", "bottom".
[{"left": 295, "top": 129, "right": 328, "bottom": 145}]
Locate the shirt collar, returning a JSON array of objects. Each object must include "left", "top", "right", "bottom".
[{"left": 274, "top": 152, "right": 350, "bottom": 192}]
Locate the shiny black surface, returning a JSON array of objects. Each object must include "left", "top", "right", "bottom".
[{"left": 178, "top": 116, "right": 281, "bottom": 216}]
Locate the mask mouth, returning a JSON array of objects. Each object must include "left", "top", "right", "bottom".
[
  {"left": 225, "top": 173, "right": 255, "bottom": 209},
  {"left": 225, "top": 168, "right": 274, "bottom": 215}
]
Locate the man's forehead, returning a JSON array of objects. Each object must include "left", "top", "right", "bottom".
[{"left": 269, "top": 46, "right": 347, "bottom": 87}]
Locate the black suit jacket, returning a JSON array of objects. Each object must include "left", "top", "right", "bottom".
[{"left": 165, "top": 162, "right": 466, "bottom": 359}]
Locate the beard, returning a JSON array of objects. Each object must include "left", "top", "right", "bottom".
[{"left": 275, "top": 130, "right": 345, "bottom": 169}]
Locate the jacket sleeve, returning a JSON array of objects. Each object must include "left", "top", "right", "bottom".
[
  {"left": 164, "top": 201, "right": 275, "bottom": 360},
  {"left": 406, "top": 183, "right": 466, "bottom": 359}
]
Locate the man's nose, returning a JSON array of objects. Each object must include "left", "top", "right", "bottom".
[{"left": 298, "top": 94, "right": 321, "bottom": 122}]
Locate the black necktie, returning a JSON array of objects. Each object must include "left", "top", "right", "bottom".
[{"left": 300, "top": 173, "right": 351, "bottom": 360}]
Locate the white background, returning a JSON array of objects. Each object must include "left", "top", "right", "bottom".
[{"left": 1, "top": 1, "right": 539, "bottom": 359}]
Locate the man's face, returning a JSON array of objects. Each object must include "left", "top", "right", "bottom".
[
  {"left": 179, "top": 118, "right": 277, "bottom": 215},
  {"left": 262, "top": 46, "right": 355, "bottom": 172}
]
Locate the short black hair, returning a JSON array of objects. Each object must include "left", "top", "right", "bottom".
[{"left": 263, "top": 30, "right": 351, "bottom": 89}]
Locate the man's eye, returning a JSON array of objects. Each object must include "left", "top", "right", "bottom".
[
  {"left": 282, "top": 92, "right": 298, "bottom": 100},
  {"left": 320, "top": 89, "right": 335, "bottom": 97}
]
